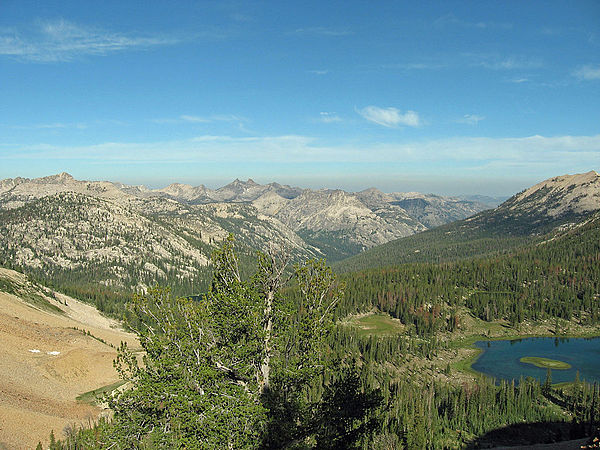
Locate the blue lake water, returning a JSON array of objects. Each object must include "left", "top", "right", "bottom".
[{"left": 471, "top": 337, "right": 600, "bottom": 384}]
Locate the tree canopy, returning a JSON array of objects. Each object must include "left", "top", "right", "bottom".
[{"left": 63, "top": 237, "right": 379, "bottom": 449}]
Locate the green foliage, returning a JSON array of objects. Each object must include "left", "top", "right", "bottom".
[
  {"left": 335, "top": 204, "right": 598, "bottom": 273},
  {"left": 109, "top": 285, "right": 265, "bottom": 448},
  {"left": 53, "top": 237, "right": 379, "bottom": 449},
  {"left": 48, "top": 214, "right": 600, "bottom": 448},
  {"left": 521, "top": 357, "right": 571, "bottom": 370},
  {"left": 310, "top": 367, "right": 382, "bottom": 449},
  {"left": 336, "top": 215, "right": 600, "bottom": 334},
  {"left": 297, "top": 229, "right": 366, "bottom": 262}
]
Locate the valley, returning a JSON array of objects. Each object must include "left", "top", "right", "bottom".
[{"left": 0, "top": 170, "right": 599, "bottom": 448}]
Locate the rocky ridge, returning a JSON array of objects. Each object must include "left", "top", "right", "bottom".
[
  {"left": 506, "top": 170, "right": 600, "bottom": 217},
  {"left": 335, "top": 170, "right": 600, "bottom": 272},
  {"left": 0, "top": 173, "right": 492, "bottom": 294}
]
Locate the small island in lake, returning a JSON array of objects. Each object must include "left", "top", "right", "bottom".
[{"left": 519, "top": 356, "right": 571, "bottom": 370}]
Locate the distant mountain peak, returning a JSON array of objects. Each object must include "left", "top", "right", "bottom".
[
  {"left": 359, "top": 187, "right": 384, "bottom": 194},
  {"left": 36, "top": 172, "right": 75, "bottom": 183},
  {"left": 509, "top": 171, "right": 600, "bottom": 218}
]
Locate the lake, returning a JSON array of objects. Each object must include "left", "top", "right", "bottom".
[{"left": 471, "top": 337, "right": 600, "bottom": 384}]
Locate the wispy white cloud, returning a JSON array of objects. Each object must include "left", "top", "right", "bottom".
[
  {"left": 288, "top": 27, "right": 351, "bottom": 37},
  {"left": 357, "top": 106, "right": 422, "bottom": 128},
  {"left": 317, "top": 112, "right": 342, "bottom": 123},
  {"left": 180, "top": 115, "right": 212, "bottom": 123},
  {"left": 463, "top": 53, "right": 543, "bottom": 71},
  {"left": 308, "top": 69, "right": 329, "bottom": 75},
  {"left": 381, "top": 62, "right": 447, "bottom": 71},
  {"left": 152, "top": 114, "right": 247, "bottom": 124},
  {"left": 573, "top": 64, "right": 600, "bottom": 80},
  {"left": 456, "top": 114, "right": 485, "bottom": 126},
  {"left": 508, "top": 77, "right": 529, "bottom": 83},
  {"left": 4, "top": 134, "right": 599, "bottom": 173},
  {"left": 433, "top": 14, "right": 512, "bottom": 30},
  {"left": 0, "top": 19, "right": 182, "bottom": 62}
]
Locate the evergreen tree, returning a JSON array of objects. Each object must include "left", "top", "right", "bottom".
[{"left": 93, "top": 237, "right": 376, "bottom": 448}]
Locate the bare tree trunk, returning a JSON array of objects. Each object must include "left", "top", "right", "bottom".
[
  {"left": 257, "top": 244, "right": 290, "bottom": 394},
  {"left": 260, "top": 289, "right": 274, "bottom": 394}
]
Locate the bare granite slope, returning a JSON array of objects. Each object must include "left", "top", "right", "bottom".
[{"left": 0, "top": 267, "right": 137, "bottom": 449}]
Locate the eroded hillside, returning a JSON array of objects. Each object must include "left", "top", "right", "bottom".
[{"left": 0, "top": 268, "right": 137, "bottom": 449}]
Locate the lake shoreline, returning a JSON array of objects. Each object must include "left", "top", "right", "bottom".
[{"left": 457, "top": 334, "right": 600, "bottom": 385}]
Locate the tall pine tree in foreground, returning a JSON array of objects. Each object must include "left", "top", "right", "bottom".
[{"left": 60, "top": 237, "right": 379, "bottom": 449}]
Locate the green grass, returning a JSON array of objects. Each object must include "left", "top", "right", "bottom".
[
  {"left": 344, "top": 313, "right": 405, "bottom": 337},
  {"left": 520, "top": 356, "right": 571, "bottom": 370},
  {"left": 76, "top": 380, "right": 126, "bottom": 405},
  {"left": 451, "top": 347, "right": 486, "bottom": 378}
]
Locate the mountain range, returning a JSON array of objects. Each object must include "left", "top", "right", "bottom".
[
  {"left": 1, "top": 170, "right": 597, "bottom": 449},
  {"left": 0, "top": 173, "right": 493, "bottom": 298}
]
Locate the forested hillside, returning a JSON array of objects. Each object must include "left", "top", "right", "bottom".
[
  {"left": 337, "top": 212, "right": 600, "bottom": 334},
  {"left": 336, "top": 171, "right": 600, "bottom": 273},
  {"left": 51, "top": 215, "right": 600, "bottom": 448}
]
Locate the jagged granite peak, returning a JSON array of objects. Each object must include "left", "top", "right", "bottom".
[
  {"left": 272, "top": 189, "right": 425, "bottom": 257},
  {"left": 388, "top": 192, "right": 488, "bottom": 228},
  {"left": 211, "top": 178, "right": 265, "bottom": 202},
  {"left": 113, "top": 182, "right": 152, "bottom": 196},
  {"left": 266, "top": 182, "right": 304, "bottom": 199},
  {"left": 0, "top": 176, "right": 29, "bottom": 194},
  {"left": 505, "top": 170, "right": 600, "bottom": 217},
  {"left": 275, "top": 189, "right": 372, "bottom": 231},
  {"left": 355, "top": 187, "right": 395, "bottom": 209},
  {"left": 34, "top": 172, "right": 75, "bottom": 183},
  {"left": 157, "top": 182, "right": 210, "bottom": 201}
]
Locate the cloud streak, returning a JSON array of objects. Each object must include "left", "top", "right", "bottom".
[
  {"left": 433, "top": 14, "right": 512, "bottom": 31},
  {"left": 573, "top": 64, "right": 600, "bottom": 80},
  {"left": 0, "top": 19, "right": 182, "bottom": 62},
  {"left": 357, "top": 106, "right": 422, "bottom": 128},
  {"left": 152, "top": 114, "right": 247, "bottom": 124},
  {"left": 456, "top": 114, "right": 485, "bottom": 125},
  {"left": 464, "top": 53, "right": 543, "bottom": 70},
  {"left": 317, "top": 112, "right": 342, "bottom": 123},
  {"left": 5, "top": 134, "right": 599, "bottom": 176}
]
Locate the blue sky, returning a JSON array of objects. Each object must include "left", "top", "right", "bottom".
[{"left": 1, "top": 0, "right": 599, "bottom": 195}]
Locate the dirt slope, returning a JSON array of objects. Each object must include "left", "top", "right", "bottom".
[{"left": 0, "top": 268, "right": 138, "bottom": 449}]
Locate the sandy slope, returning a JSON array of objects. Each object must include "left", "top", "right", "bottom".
[{"left": 0, "top": 269, "right": 138, "bottom": 449}]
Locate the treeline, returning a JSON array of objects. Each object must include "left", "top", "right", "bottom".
[
  {"left": 25, "top": 213, "right": 600, "bottom": 447},
  {"left": 321, "top": 322, "right": 599, "bottom": 448},
  {"left": 337, "top": 215, "right": 600, "bottom": 335}
]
